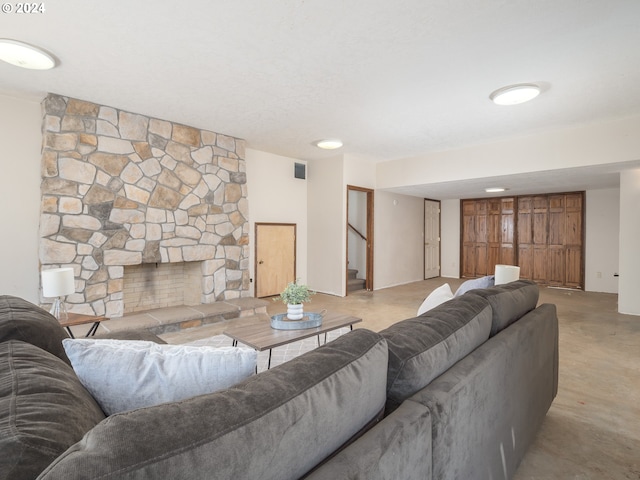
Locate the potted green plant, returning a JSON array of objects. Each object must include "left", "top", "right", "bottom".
[{"left": 277, "top": 280, "right": 315, "bottom": 320}]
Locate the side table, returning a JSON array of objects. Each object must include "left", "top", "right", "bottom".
[{"left": 58, "top": 313, "right": 106, "bottom": 338}]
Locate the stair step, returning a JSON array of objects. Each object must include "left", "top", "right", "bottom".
[
  {"left": 97, "top": 298, "right": 270, "bottom": 336},
  {"left": 348, "top": 268, "right": 359, "bottom": 280},
  {"left": 348, "top": 277, "right": 366, "bottom": 293}
]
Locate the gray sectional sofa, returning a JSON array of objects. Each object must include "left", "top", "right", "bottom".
[{"left": 0, "top": 279, "right": 558, "bottom": 479}]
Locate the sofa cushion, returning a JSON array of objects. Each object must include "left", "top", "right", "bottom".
[
  {"left": 0, "top": 340, "right": 106, "bottom": 480},
  {"left": 0, "top": 295, "right": 70, "bottom": 364},
  {"left": 62, "top": 338, "right": 257, "bottom": 415},
  {"left": 38, "top": 329, "right": 389, "bottom": 480},
  {"left": 416, "top": 283, "right": 454, "bottom": 315},
  {"left": 381, "top": 294, "right": 492, "bottom": 413},
  {"left": 468, "top": 279, "right": 539, "bottom": 336},
  {"left": 304, "top": 399, "right": 432, "bottom": 480}
]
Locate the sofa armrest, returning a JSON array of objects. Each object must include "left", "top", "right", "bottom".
[
  {"left": 304, "top": 399, "right": 432, "bottom": 480},
  {"left": 408, "top": 303, "right": 558, "bottom": 480}
]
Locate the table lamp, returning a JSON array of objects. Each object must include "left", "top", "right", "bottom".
[
  {"left": 41, "top": 267, "right": 75, "bottom": 320},
  {"left": 494, "top": 265, "right": 521, "bottom": 285}
]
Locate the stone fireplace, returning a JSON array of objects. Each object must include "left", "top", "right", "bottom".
[{"left": 39, "top": 94, "right": 250, "bottom": 317}]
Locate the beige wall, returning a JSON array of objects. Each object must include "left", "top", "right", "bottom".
[
  {"left": 245, "top": 149, "right": 308, "bottom": 288},
  {"left": 0, "top": 95, "right": 42, "bottom": 303},
  {"left": 585, "top": 188, "right": 620, "bottom": 293},
  {"left": 373, "top": 190, "right": 424, "bottom": 289},
  {"left": 307, "top": 156, "right": 345, "bottom": 295},
  {"left": 377, "top": 115, "right": 640, "bottom": 189},
  {"left": 440, "top": 199, "right": 461, "bottom": 279},
  {"left": 619, "top": 169, "right": 640, "bottom": 315}
]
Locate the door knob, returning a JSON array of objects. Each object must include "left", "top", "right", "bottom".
[{"left": 258, "top": 260, "right": 264, "bottom": 264}]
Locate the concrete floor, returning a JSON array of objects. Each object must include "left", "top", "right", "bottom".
[{"left": 168, "top": 278, "right": 640, "bottom": 479}]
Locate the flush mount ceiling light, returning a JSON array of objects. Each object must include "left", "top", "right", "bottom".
[
  {"left": 315, "top": 139, "right": 343, "bottom": 150},
  {"left": 485, "top": 187, "right": 508, "bottom": 193},
  {"left": 489, "top": 84, "right": 540, "bottom": 106},
  {"left": 0, "top": 39, "right": 56, "bottom": 70}
]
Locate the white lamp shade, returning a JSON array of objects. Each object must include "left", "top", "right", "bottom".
[
  {"left": 41, "top": 268, "right": 75, "bottom": 297},
  {"left": 494, "top": 265, "right": 520, "bottom": 285}
]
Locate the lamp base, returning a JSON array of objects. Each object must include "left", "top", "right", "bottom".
[{"left": 49, "top": 297, "right": 69, "bottom": 321}]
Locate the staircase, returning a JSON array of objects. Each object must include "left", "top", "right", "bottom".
[{"left": 348, "top": 269, "right": 366, "bottom": 293}]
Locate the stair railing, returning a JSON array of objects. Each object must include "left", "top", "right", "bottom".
[{"left": 348, "top": 223, "right": 367, "bottom": 241}]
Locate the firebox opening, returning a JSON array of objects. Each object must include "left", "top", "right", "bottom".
[{"left": 123, "top": 262, "right": 201, "bottom": 314}]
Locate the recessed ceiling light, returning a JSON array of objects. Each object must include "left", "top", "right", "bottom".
[
  {"left": 490, "top": 84, "right": 540, "bottom": 106},
  {"left": 0, "top": 39, "right": 56, "bottom": 70},
  {"left": 485, "top": 187, "right": 508, "bottom": 193},
  {"left": 315, "top": 139, "right": 343, "bottom": 150}
]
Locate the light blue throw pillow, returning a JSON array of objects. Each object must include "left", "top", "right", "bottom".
[
  {"left": 454, "top": 275, "right": 495, "bottom": 297},
  {"left": 63, "top": 339, "right": 257, "bottom": 415}
]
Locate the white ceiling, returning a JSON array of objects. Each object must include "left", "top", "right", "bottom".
[{"left": 1, "top": 0, "right": 640, "bottom": 198}]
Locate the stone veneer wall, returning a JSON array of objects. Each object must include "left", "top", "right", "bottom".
[{"left": 39, "top": 94, "right": 250, "bottom": 317}]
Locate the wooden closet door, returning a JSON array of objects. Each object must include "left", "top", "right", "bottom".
[
  {"left": 564, "top": 193, "right": 584, "bottom": 287},
  {"left": 474, "top": 201, "right": 488, "bottom": 276},
  {"left": 517, "top": 193, "right": 584, "bottom": 287},
  {"left": 500, "top": 198, "right": 516, "bottom": 265},
  {"left": 517, "top": 197, "right": 533, "bottom": 280},
  {"left": 461, "top": 197, "right": 515, "bottom": 279},
  {"left": 532, "top": 196, "right": 549, "bottom": 283},
  {"left": 462, "top": 201, "right": 477, "bottom": 277},
  {"left": 487, "top": 199, "right": 501, "bottom": 276}
]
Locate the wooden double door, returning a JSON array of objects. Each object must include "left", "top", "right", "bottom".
[
  {"left": 462, "top": 197, "right": 516, "bottom": 278},
  {"left": 462, "top": 192, "right": 584, "bottom": 288}
]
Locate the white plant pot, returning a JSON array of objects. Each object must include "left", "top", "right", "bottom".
[{"left": 287, "top": 303, "right": 304, "bottom": 320}]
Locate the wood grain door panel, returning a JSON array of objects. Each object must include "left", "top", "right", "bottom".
[
  {"left": 548, "top": 246, "right": 565, "bottom": 286},
  {"left": 566, "top": 247, "right": 583, "bottom": 288},
  {"left": 475, "top": 245, "right": 488, "bottom": 276},
  {"left": 462, "top": 244, "right": 475, "bottom": 277},
  {"left": 501, "top": 245, "right": 515, "bottom": 266},
  {"left": 255, "top": 223, "right": 296, "bottom": 298},
  {"left": 519, "top": 245, "right": 533, "bottom": 279},
  {"left": 533, "top": 246, "right": 548, "bottom": 283}
]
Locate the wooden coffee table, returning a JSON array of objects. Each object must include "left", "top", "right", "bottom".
[{"left": 224, "top": 311, "right": 362, "bottom": 369}]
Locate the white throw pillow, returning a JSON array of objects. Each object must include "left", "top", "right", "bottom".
[
  {"left": 62, "top": 339, "right": 257, "bottom": 415},
  {"left": 416, "top": 283, "right": 454, "bottom": 316},
  {"left": 454, "top": 275, "right": 495, "bottom": 297}
]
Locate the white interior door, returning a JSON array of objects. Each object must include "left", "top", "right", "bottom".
[{"left": 424, "top": 200, "right": 441, "bottom": 279}]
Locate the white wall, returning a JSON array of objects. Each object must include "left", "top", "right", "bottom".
[
  {"left": 374, "top": 190, "right": 424, "bottom": 289},
  {"left": 344, "top": 154, "right": 377, "bottom": 188},
  {"left": 618, "top": 169, "right": 640, "bottom": 315},
  {"left": 440, "top": 199, "right": 461, "bottom": 278},
  {"left": 0, "top": 95, "right": 43, "bottom": 303},
  {"left": 585, "top": 188, "right": 620, "bottom": 293},
  {"left": 245, "top": 149, "right": 308, "bottom": 288},
  {"left": 307, "top": 156, "right": 345, "bottom": 295},
  {"left": 377, "top": 115, "right": 640, "bottom": 190}
]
